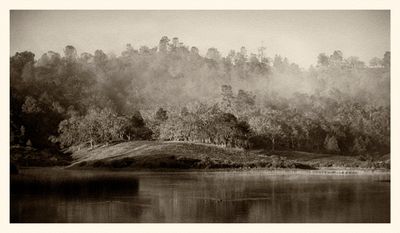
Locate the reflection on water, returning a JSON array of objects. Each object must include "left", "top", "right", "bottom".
[{"left": 11, "top": 169, "right": 390, "bottom": 223}]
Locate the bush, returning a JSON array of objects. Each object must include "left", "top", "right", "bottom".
[{"left": 56, "top": 108, "right": 153, "bottom": 148}]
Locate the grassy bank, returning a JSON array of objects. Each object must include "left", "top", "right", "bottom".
[{"left": 65, "top": 141, "right": 389, "bottom": 171}]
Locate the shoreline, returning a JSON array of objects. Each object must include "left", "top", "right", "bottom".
[
  {"left": 12, "top": 141, "right": 390, "bottom": 175},
  {"left": 17, "top": 166, "right": 390, "bottom": 176}
]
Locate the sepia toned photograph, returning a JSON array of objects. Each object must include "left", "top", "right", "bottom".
[{"left": 9, "top": 9, "right": 390, "bottom": 223}]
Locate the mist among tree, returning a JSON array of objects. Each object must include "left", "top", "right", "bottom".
[{"left": 10, "top": 37, "right": 390, "bottom": 156}]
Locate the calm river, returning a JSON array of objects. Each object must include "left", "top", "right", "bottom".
[{"left": 10, "top": 168, "right": 390, "bottom": 223}]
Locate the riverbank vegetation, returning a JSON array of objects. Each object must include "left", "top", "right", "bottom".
[{"left": 10, "top": 37, "right": 390, "bottom": 168}]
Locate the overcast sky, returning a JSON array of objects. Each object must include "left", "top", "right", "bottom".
[{"left": 10, "top": 10, "right": 390, "bottom": 68}]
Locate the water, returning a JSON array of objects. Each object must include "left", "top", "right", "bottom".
[{"left": 10, "top": 168, "right": 390, "bottom": 223}]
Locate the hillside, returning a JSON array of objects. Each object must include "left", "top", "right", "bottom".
[{"left": 67, "top": 141, "right": 389, "bottom": 170}]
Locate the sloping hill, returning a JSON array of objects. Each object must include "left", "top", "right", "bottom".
[
  {"left": 67, "top": 141, "right": 389, "bottom": 170},
  {"left": 69, "top": 141, "right": 310, "bottom": 169}
]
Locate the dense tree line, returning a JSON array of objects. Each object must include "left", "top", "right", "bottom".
[{"left": 10, "top": 36, "right": 390, "bottom": 156}]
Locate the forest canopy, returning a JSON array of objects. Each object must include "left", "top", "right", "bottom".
[{"left": 10, "top": 36, "right": 390, "bottom": 156}]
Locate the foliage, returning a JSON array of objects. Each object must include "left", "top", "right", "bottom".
[
  {"left": 10, "top": 38, "right": 390, "bottom": 155},
  {"left": 324, "top": 135, "right": 340, "bottom": 153},
  {"left": 158, "top": 105, "right": 250, "bottom": 148},
  {"left": 55, "top": 108, "right": 151, "bottom": 148}
]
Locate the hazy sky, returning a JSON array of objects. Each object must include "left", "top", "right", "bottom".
[{"left": 10, "top": 10, "right": 390, "bottom": 68}]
